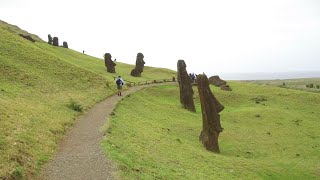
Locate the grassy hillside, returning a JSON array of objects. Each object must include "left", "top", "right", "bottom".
[
  {"left": 102, "top": 82, "right": 320, "bottom": 179},
  {"left": 0, "top": 20, "right": 174, "bottom": 179},
  {"left": 250, "top": 78, "right": 320, "bottom": 93}
]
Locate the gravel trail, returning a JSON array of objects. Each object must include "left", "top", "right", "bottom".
[{"left": 39, "top": 83, "right": 174, "bottom": 180}]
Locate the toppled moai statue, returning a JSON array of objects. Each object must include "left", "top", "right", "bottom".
[
  {"left": 48, "top": 34, "right": 53, "bottom": 45},
  {"left": 53, "top": 37, "right": 59, "bottom": 46},
  {"left": 19, "top": 34, "right": 36, "bottom": 42},
  {"left": 63, "top": 41, "right": 68, "bottom": 48},
  {"left": 130, "top": 53, "right": 145, "bottom": 77},
  {"left": 177, "top": 60, "right": 196, "bottom": 112},
  {"left": 209, "top": 75, "right": 232, "bottom": 91},
  {"left": 197, "top": 74, "right": 224, "bottom": 153},
  {"left": 209, "top": 75, "right": 227, "bottom": 87},
  {"left": 104, "top": 53, "right": 116, "bottom": 73}
]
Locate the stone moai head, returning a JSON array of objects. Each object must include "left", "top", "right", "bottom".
[
  {"left": 53, "top": 37, "right": 59, "bottom": 46},
  {"left": 104, "top": 53, "right": 112, "bottom": 60},
  {"left": 177, "top": 59, "right": 196, "bottom": 112},
  {"left": 104, "top": 53, "right": 116, "bottom": 73},
  {"left": 63, "top": 41, "right": 68, "bottom": 48},
  {"left": 131, "top": 52, "right": 145, "bottom": 77},
  {"left": 48, "top": 34, "right": 52, "bottom": 45}
]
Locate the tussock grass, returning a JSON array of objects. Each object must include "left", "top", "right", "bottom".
[
  {"left": 0, "top": 20, "right": 174, "bottom": 179},
  {"left": 102, "top": 82, "right": 320, "bottom": 179},
  {"left": 67, "top": 99, "right": 84, "bottom": 112}
]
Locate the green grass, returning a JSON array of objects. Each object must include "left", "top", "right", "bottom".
[
  {"left": 250, "top": 78, "right": 320, "bottom": 93},
  {"left": 102, "top": 82, "right": 320, "bottom": 179},
  {"left": 0, "top": 20, "right": 174, "bottom": 179}
]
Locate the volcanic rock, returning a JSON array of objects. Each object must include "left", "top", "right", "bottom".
[{"left": 19, "top": 34, "right": 35, "bottom": 42}]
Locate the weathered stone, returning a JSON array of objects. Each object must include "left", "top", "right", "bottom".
[
  {"left": 130, "top": 53, "right": 145, "bottom": 77},
  {"left": 53, "top": 37, "right": 59, "bottom": 46},
  {"left": 19, "top": 34, "right": 35, "bottom": 42},
  {"left": 177, "top": 60, "right": 196, "bottom": 112},
  {"left": 63, "top": 41, "right": 68, "bottom": 48},
  {"left": 104, "top": 53, "right": 116, "bottom": 73},
  {"left": 197, "top": 74, "right": 224, "bottom": 153},
  {"left": 220, "top": 84, "right": 232, "bottom": 91},
  {"left": 209, "top": 75, "right": 227, "bottom": 87},
  {"left": 48, "top": 34, "right": 52, "bottom": 45},
  {"left": 130, "top": 69, "right": 139, "bottom": 77}
]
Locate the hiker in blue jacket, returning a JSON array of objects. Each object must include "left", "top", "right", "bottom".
[{"left": 115, "top": 76, "right": 125, "bottom": 96}]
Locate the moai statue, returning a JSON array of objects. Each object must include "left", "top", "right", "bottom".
[
  {"left": 63, "top": 41, "right": 68, "bottom": 48},
  {"left": 104, "top": 53, "right": 116, "bottom": 73},
  {"left": 53, "top": 37, "right": 59, "bottom": 46},
  {"left": 209, "top": 75, "right": 227, "bottom": 87},
  {"left": 130, "top": 53, "right": 145, "bottom": 77},
  {"left": 197, "top": 74, "right": 224, "bottom": 153},
  {"left": 177, "top": 60, "right": 196, "bottom": 112},
  {"left": 48, "top": 34, "right": 53, "bottom": 45}
]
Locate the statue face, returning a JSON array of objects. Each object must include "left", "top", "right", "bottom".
[
  {"left": 137, "top": 53, "right": 144, "bottom": 59},
  {"left": 104, "top": 53, "right": 112, "bottom": 59},
  {"left": 178, "top": 60, "right": 186, "bottom": 69}
]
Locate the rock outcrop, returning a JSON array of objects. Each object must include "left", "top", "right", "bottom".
[
  {"left": 220, "top": 84, "right": 232, "bottom": 91},
  {"left": 130, "top": 53, "right": 145, "bottom": 77},
  {"left": 197, "top": 74, "right": 224, "bottom": 153},
  {"left": 104, "top": 53, "right": 116, "bottom": 73},
  {"left": 63, "top": 41, "right": 68, "bottom": 48},
  {"left": 177, "top": 60, "right": 196, "bottom": 112},
  {"left": 53, "top": 37, "right": 59, "bottom": 46},
  {"left": 19, "top": 34, "right": 35, "bottom": 42}
]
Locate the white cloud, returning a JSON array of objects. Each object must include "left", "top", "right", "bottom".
[{"left": 1, "top": 0, "right": 320, "bottom": 76}]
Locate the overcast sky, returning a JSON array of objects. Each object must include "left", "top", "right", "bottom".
[{"left": 1, "top": 0, "right": 320, "bottom": 77}]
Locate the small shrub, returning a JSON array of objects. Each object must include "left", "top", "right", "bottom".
[
  {"left": 12, "top": 166, "right": 23, "bottom": 179},
  {"left": 316, "top": 85, "right": 320, "bottom": 89},
  {"left": 251, "top": 96, "right": 267, "bottom": 102},
  {"left": 282, "top": 82, "right": 286, "bottom": 86},
  {"left": 306, "top": 83, "right": 314, "bottom": 88},
  {"left": 67, "top": 100, "right": 83, "bottom": 112}
]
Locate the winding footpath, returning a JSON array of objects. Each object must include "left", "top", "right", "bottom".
[{"left": 40, "top": 83, "right": 174, "bottom": 180}]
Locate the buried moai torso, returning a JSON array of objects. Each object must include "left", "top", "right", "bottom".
[
  {"left": 197, "top": 74, "right": 224, "bottom": 153},
  {"left": 104, "top": 53, "right": 116, "bottom": 73},
  {"left": 131, "top": 53, "right": 145, "bottom": 77},
  {"left": 177, "top": 60, "right": 196, "bottom": 112}
]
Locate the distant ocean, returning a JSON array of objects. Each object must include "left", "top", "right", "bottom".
[{"left": 209, "top": 71, "right": 320, "bottom": 80}]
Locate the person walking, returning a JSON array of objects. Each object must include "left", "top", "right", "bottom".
[{"left": 115, "top": 76, "right": 125, "bottom": 96}]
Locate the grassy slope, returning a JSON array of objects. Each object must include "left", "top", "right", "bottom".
[
  {"left": 250, "top": 78, "right": 320, "bottom": 93},
  {"left": 35, "top": 44, "right": 175, "bottom": 83},
  {"left": 0, "top": 21, "right": 174, "bottom": 179},
  {"left": 102, "top": 82, "right": 320, "bottom": 179}
]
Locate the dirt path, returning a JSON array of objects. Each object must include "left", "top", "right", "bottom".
[{"left": 39, "top": 83, "right": 175, "bottom": 180}]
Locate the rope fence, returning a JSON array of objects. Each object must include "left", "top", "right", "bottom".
[{"left": 112, "top": 76, "right": 176, "bottom": 87}]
